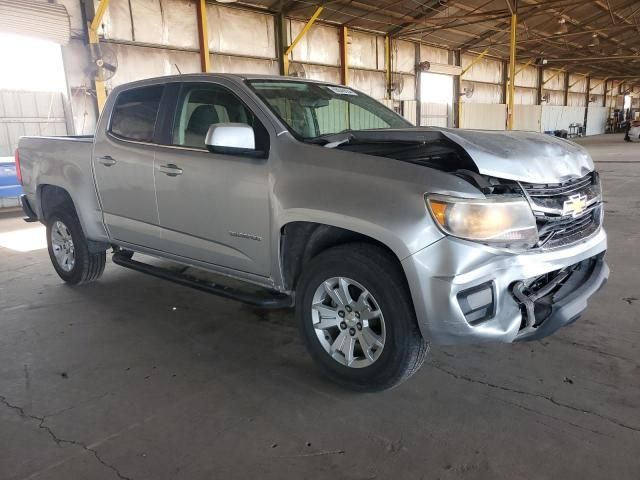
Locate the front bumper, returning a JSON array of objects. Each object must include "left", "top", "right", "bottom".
[{"left": 402, "top": 227, "right": 608, "bottom": 345}]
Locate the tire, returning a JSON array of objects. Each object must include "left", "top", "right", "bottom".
[
  {"left": 296, "top": 243, "right": 428, "bottom": 392},
  {"left": 46, "top": 210, "right": 106, "bottom": 285}
]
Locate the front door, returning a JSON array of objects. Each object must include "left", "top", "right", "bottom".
[
  {"left": 93, "top": 84, "right": 164, "bottom": 248},
  {"left": 153, "top": 82, "right": 272, "bottom": 276}
]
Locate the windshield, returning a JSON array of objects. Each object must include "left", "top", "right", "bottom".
[{"left": 246, "top": 80, "right": 412, "bottom": 140}]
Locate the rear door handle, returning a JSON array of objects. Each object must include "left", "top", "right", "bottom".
[
  {"left": 96, "top": 155, "right": 116, "bottom": 167},
  {"left": 158, "top": 164, "right": 183, "bottom": 177}
]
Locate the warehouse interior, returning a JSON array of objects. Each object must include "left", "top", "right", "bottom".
[{"left": 1, "top": 1, "right": 639, "bottom": 479}]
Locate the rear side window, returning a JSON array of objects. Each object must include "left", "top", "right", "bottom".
[{"left": 109, "top": 85, "right": 164, "bottom": 142}]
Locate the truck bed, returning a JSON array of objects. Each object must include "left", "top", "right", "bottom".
[{"left": 18, "top": 135, "right": 109, "bottom": 242}]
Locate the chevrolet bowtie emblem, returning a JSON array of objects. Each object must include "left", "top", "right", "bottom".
[{"left": 562, "top": 193, "right": 588, "bottom": 218}]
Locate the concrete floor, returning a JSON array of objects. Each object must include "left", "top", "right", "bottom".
[{"left": 1, "top": 133, "right": 638, "bottom": 480}]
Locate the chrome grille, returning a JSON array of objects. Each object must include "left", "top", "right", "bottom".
[{"left": 520, "top": 172, "right": 602, "bottom": 249}]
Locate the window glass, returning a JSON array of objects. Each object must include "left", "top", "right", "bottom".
[
  {"left": 247, "top": 80, "right": 411, "bottom": 140},
  {"left": 110, "top": 85, "right": 164, "bottom": 142},
  {"left": 173, "top": 84, "right": 268, "bottom": 151}
]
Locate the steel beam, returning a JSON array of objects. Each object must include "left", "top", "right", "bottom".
[
  {"left": 507, "top": 13, "right": 517, "bottom": 130},
  {"left": 339, "top": 25, "right": 348, "bottom": 85},
  {"left": 196, "top": 0, "right": 210, "bottom": 73},
  {"left": 283, "top": 6, "right": 323, "bottom": 76},
  {"left": 88, "top": 0, "right": 110, "bottom": 113}
]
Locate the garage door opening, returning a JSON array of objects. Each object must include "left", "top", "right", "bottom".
[
  {"left": 420, "top": 72, "right": 454, "bottom": 128},
  {"left": 0, "top": 32, "right": 66, "bottom": 92}
]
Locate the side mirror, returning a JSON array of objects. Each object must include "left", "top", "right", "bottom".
[{"left": 205, "top": 123, "right": 255, "bottom": 154}]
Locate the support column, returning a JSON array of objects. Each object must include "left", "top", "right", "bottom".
[
  {"left": 339, "top": 26, "right": 349, "bottom": 85},
  {"left": 196, "top": 0, "right": 211, "bottom": 72},
  {"left": 415, "top": 42, "right": 421, "bottom": 126},
  {"left": 87, "top": 0, "right": 110, "bottom": 113},
  {"left": 385, "top": 35, "right": 392, "bottom": 99},
  {"left": 507, "top": 12, "right": 517, "bottom": 130}
]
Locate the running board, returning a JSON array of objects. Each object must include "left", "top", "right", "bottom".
[{"left": 112, "top": 252, "right": 293, "bottom": 309}]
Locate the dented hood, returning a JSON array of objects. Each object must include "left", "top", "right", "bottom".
[{"left": 436, "top": 128, "right": 593, "bottom": 184}]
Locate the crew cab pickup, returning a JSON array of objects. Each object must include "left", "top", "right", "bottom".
[{"left": 16, "top": 74, "right": 608, "bottom": 391}]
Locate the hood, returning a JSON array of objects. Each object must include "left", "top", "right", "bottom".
[
  {"left": 332, "top": 128, "right": 594, "bottom": 184},
  {"left": 436, "top": 128, "right": 593, "bottom": 184}
]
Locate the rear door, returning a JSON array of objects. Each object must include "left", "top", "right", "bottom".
[
  {"left": 93, "top": 85, "right": 164, "bottom": 248},
  {"left": 153, "top": 81, "right": 272, "bottom": 276}
]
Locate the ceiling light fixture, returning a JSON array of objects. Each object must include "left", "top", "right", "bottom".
[{"left": 588, "top": 33, "right": 600, "bottom": 47}]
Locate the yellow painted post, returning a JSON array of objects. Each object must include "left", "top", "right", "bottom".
[
  {"left": 88, "top": 0, "right": 110, "bottom": 113},
  {"left": 385, "top": 35, "right": 391, "bottom": 99},
  {"left": 340, "top": 26, "right": 349, "bottom": 85},
  {"left": 284, "top": 6, "right": 323, "bottom": 75},
  {"left": 196, "top": 0, "right": 211, "bottom": 72},
  {"left": 507, "top": 13, "right": 517, "bottom": 130}
]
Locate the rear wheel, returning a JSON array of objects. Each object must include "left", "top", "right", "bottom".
[
  {"left": 296, "top": 243, "right": 428, "bottom": 391},
  {"left": 46, "top": 211, "right": 106, "bottom": 285}
]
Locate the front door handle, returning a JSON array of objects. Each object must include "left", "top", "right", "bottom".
[
  {"left": 158, "top": 164, "right": 183, "bottom": 177},
  {"left": 96, "top": 155, "right": 116, "bottom": 167}
]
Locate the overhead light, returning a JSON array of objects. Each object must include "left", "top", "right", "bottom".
[
  {"left": 588, "top": 33, "right": 600, "bottom": 47},
  {"left": 554, "top": 18, "right": 569, "bottom": 35},
  {"left": 215, "top": 0, "right": 237, "bottom": 3}
]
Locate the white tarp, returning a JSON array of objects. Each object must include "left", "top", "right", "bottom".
[
  {"left": 586, "top": 106, "right": 608, "bottom": 136},
  {"left": 541, "top": 106, "right": 585, "bottom": 132},
  {"left": 461, "top": 103, "right": 506, "bottom": 130}
]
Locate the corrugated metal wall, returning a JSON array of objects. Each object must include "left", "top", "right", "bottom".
[
  {"left": 0, "top": 90, "right": 68, "bottom": 156},
  {"left": 46, "top": 0, "right": 616, "bottom": 135}
]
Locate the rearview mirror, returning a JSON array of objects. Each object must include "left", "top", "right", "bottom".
[{"left": 205, "top": 123, "right": 255, "bottom": 154}]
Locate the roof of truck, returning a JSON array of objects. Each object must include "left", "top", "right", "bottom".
[{"left": 111, "top": 73, "right": 335, "bottom": 92}]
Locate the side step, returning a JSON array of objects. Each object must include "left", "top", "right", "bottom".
[{"left": 112, "top": 251, "right": 293, "bottom": 309}]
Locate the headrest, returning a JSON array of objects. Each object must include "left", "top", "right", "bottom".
[{"left": 187, "top": 105, "right": 219, "bottom": 135}]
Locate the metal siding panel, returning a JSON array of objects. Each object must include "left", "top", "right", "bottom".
[
  {"left": 290, "top": 20, "right": 340, "bottom": 66},
  {"left": 210, "top": 54, "right": 278, "bottom": 74},
  {"left": 393, "top": 40, "right": 414, "bottom": 74},
  {"left": 163, "top": 0, "right": 198, "bottom": 49},
  {"left": 208, "top": 5, "right": 275, "bottom": 59},
  {"left": 348, "top": 31, "right": 378, "bottom": 70},
  {"left": 348, "top": 69, "right": 386, "bottom": 99},
  {"left": 2, "top": 91, "right": 20, "bottom": 117},
  {"left": 97, "top": 0, "right": 134, "bottom": 41},
  {"left": 6, "top": 123, "right": 25, "bottom": 153},
  {"left": 461, "top": 54, "right": 503, "bottom": 84},
  {"left": 420, "top": 45, "right": 449, "bottom": 65}
]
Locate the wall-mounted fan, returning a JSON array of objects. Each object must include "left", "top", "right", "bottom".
[
  {"left": 88, "top": 43, "right": 118, "bottom": 82},
  {"left": 541, "top": 93, "right": 550, "bottom": 103},
  {"left": 460, "top": 84, "right": 474, "bottom": 98}
]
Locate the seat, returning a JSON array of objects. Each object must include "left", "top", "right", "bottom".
[{"left": 184, "top": 105, "right": 219, "bottom": 148}]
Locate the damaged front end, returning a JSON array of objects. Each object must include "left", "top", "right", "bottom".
[{"left": 512, "top": 252, "right": 608, "bottom": 341}]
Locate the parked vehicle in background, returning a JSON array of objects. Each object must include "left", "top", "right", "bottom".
[
  {"left": 16, "top": 74, "right": 608, "bottom": 391},
  {"left": 0, "top": 157, "right": 22, "bottom": 208}
]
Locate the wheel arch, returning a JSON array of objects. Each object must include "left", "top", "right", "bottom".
[{"left": 279, "top": 221, "right": 408, "bottom": 292}]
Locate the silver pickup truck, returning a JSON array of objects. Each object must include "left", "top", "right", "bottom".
[{"left": 16, "top": 74, "right": 608, "bottom": 391}]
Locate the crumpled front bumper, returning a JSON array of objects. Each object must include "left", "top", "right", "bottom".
[{"left": 401, "top": 227, "right": 608, "bottom": 345}]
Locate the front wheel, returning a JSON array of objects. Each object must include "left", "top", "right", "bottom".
[
  {"left": 296, "top": 243, "right": 428, "bottom": 392},
  {"left": 46, "top": 211, "right": 106, "bottom": 285}
]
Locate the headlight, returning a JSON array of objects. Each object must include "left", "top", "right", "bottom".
[{"left": 426, "top": 194, "right": 538, "bottom": 249}]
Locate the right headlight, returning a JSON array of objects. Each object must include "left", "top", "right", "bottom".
[{"left": 426, "top": 194, "right": 538, "bottom": 249}]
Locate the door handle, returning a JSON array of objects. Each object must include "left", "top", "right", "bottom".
[
  {"left": 96, "top": 155, "right": 117, "bottom": 167},
  {"left": 158, "top": 164, "right": 183, "bottom": 177}
]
